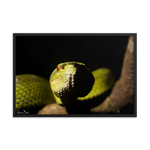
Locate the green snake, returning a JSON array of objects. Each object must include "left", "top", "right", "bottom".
[{"left": 16, "top": 62, "right": 115, "bottom": 113}]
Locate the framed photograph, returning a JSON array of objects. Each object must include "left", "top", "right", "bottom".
[{"left": 13, "top": 33, "right": 136, "bottom": 117}]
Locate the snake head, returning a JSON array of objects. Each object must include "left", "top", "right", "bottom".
[{"left": 50, "top": 62, "right": 95, "bottom": 106}]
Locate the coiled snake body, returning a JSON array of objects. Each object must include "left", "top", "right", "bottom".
[{"left": 16, "top": 62, "right": 115, "bottom": 112}]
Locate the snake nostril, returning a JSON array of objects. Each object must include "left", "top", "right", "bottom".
[
  {"left": 60, "top": 64, "right": 66, "bottom": 69},
  {"left": 61, "top": 66, "right": 64, "bottom": 69}
]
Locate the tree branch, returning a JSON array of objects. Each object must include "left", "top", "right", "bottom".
[{"left": 91, "top": 36, "right": 134, "bottom": 114}]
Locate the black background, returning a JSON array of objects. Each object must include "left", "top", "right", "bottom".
[
  {"left": 16, "top": 34, "right": 129, "bottom": 81},
  {"left": 15, "top": 34, "right": 135, "bottom": 114}
]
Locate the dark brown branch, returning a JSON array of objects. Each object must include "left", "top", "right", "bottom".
[
  {"left": 38, "top": 103, "right": 68, "bottom": 114},
  {"left": 91, "top": 36, "right": 134, "bottom": 114}
]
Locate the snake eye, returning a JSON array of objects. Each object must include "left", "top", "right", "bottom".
[{"left": 57, "top": 65, "right": 60, "bottom": 71}]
